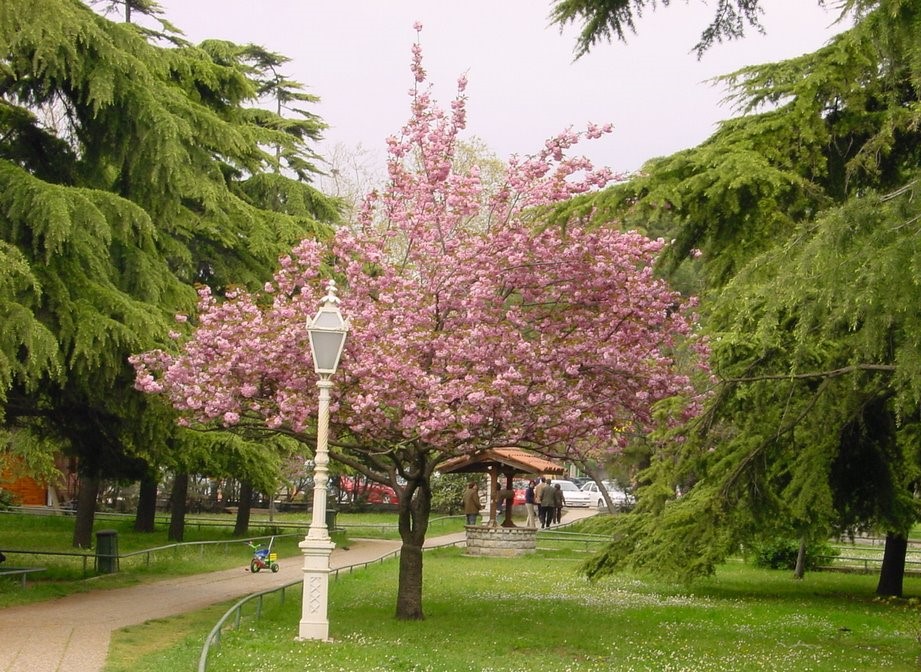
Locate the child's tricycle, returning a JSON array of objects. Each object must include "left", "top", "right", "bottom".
[{"left": 246, "top": 537, "right": 279, "bottom": 573}]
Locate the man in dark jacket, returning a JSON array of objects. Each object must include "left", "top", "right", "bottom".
[
  {"left": 539, "top": 480, "right": 557, "bottom": 528},
  {"left": 462, "top": 481, "right": 480, "bottom": 525},
  {"left": 552, "top": 483, "right": 564, "bottom": 524}
]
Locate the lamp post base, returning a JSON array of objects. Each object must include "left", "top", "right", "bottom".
[{"left": 297, "top": 537, "right": 336, "bottom": 641}]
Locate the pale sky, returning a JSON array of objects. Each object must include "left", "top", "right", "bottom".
[{"left": 149, "top": 1, "right": 847, "bottom": 176}]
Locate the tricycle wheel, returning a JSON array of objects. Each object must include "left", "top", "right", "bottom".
[
  {"left": 250, "top": 559, "right": 260, "bottom": 573},
  {"left": 270, "top": 563, "right": 279, "bottom": 573}
]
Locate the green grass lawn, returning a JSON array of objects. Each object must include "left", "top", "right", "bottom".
[
  {"left": 5, "top": 510, "right": 921, "bottom": 670},
  {"left": 0, "top": 512, "right": 299, "bottom": 606},
  {"left": 107, "top": 547, "right": 921, "bottom": 672},
  {"left": 0, "top": 510, "right": 438, "bottom": 607}
]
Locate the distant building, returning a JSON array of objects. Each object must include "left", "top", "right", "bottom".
[{"left": 1, "top": 455, "right": 78, "bottom": 507}]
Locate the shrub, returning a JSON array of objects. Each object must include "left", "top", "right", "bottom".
[
  {"left": 750, "top": 538, "right": 838, "bottom": 570},
  {"left": 0, "top": 489, "right": 19, "bottom": 510},
  {"left": 429, "top": 474, "right": 467, "bottom": 515}
]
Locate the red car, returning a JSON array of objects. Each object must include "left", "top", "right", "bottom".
[
  {"left": 507, "top": 479, "right": 530, "bottom": 506},
  {"left": 338, "top": 476, "right": 399, "bottom": 504}
]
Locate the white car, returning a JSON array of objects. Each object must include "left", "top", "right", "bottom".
[
  {"left": 580, "top": 480, "right": 635, "bottom": 510},
  {"left": 548, "top": 479, "right": 594, "bottom": 507}
]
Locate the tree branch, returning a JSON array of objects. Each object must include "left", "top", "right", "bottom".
[{"left": 720, "top": 363, "right": 896, "bottom": 384}]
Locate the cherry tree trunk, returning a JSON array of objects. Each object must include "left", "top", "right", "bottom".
[{"left": 395, "top": 478, "right": 432, "bottom": 620}]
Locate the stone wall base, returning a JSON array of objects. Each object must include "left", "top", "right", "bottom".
[{"left": 465, "top": 525, "right": 537, "bottom": 557}]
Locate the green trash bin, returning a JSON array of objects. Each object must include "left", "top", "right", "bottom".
[
  {"left": 96, "top": 529, "right": 119, "bottom": 574},
  {"left": 325, "top": 509, "right": 338, "bottom": 532}
]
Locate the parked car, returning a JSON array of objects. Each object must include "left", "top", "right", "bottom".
[
  {"left": 511, "top": 479, "right": 529, "bottom": 506},
  {"left": 485, "top": 480, "right": 529, "bottom": 508},
  {"left": 580, "top": 480, "right": 635, "bottom": 510},
  {"left": 338, "top": 476, "right": 399, "bottom": 504},
  {"left": 549, "top": 479, "right": 593, "bottom": 507}
]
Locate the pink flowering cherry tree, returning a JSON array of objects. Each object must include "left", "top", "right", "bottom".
[{"left": 132, "top": 28, "right": 708, "bottom": 621}]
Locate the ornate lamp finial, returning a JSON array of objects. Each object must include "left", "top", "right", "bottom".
[{"left": 321, "top": 279, "right": 341, "bottom": 306}]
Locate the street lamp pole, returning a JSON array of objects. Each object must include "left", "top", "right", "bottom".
[{"left": 299, "top": 280, "right": 348, "bottom": 642}]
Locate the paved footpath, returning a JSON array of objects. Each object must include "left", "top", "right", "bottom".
[
  {"left": 0, "top": 510, "right": 593, "bottom": 672},
  {"left": 0, "top": 536, "right": 413, "bottom": 672}
]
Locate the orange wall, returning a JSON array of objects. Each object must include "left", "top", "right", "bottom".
[{"left": 2, "top": 473, "right": 47, "bottom": 506}]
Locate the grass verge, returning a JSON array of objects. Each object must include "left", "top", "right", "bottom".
[{"left": 105, "top": 601, "right": 234, "bottom": 672}]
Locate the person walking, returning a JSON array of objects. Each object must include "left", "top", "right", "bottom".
[
  {"left": 462, "top": 481, "right": 480, "bottom": 525},
  {"left": 540, "top": 479, "right": 557, "bottom": 528},
  {"left": 552, "top": 482, "right": 564, "bottom": 524},
  {"left": 534, "top": 477, "right": 547, "bottom": 528},
  {"left": 524, "top": 480, "right": 537, "bottom": 528}
]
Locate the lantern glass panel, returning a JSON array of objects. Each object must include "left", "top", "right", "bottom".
[
  {"left": 309, "top": 331, "right": 345, "bottom": 372},
  {"left": 313, "top": 311, "right": 344, "bottom": 330}
]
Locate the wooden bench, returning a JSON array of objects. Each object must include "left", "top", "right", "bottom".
[{"left": 0, "top": 567, "right": 46, "bottom": 587}]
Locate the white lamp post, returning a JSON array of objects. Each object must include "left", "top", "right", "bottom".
[{"left": 299, "top": 280, "right": 348, "bottom": 641}]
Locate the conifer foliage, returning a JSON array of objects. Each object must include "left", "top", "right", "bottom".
[
  {"left": 133, "top": 26, "right": 708, "bottom": 619},
  {"left": 551, "top": 0, "right": 769, "bottom": 58},
  {"left": 0, "top": 0, "right": 336, "bottom": 544},
  {"left": 572, "top": 1, "right": 921, "bottom": 595}
]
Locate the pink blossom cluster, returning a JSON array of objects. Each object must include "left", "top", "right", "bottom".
[{"left": 131, "top": 34, "right": 708, "bottom": 460}]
